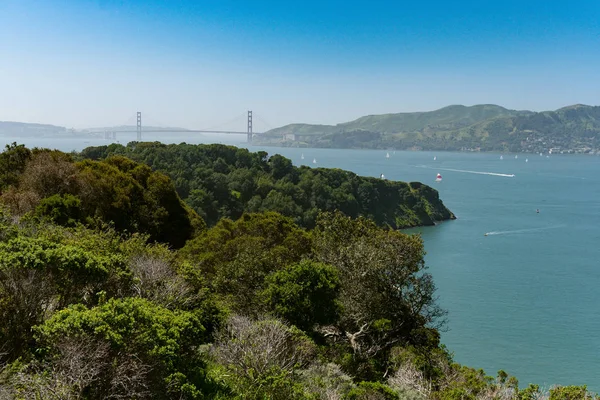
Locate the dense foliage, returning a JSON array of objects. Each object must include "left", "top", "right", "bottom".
[
  {"left": 0, "top": 143, "right": 201, "bottom": 248},
  {"left": 0, "top": 144, "right": 595, "bottom": 399},
  {"left": 78, "top": 142, "right": 454, "bottom": 228},
  {"left": 259, "top": 104, "right": 600, "bottom": 154}
]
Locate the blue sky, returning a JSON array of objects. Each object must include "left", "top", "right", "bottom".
[{"left": 1, "top": 0, "right": 599, "bottom": 129}]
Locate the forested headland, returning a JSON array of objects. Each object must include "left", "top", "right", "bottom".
[
  {"left": 0, "top": 142, "right": 595, "bottom": 399},
  {"left": 78, "top": 142, "right": 455, "bottom": 229}
]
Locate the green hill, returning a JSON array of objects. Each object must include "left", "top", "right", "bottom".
[
  {"left": 259, "top": 104, "right": 600, "bottom": 153},
  {"left": 79, "top": 142, "right": 455, "bottom": 229},
  {"left": 264, "top": 104, "right": 526, "bottom": 136},
  {"left": 337, "top": 104, "right": 527, "bottom": 133}
]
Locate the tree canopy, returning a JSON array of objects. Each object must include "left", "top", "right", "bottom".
[
  {"left": 78, "top": 142, "right": 454, "bottom": 229},
  {"left": 0, "top": 148, "right": 202, "bottom": 248}
]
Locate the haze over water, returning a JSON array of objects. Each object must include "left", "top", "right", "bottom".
[{"left": 3, "top": 134, "right": 599, "bottom": 391}]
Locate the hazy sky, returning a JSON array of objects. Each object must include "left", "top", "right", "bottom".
[{"left": 1, "top": 0, "right": 599, "bottom": 130}]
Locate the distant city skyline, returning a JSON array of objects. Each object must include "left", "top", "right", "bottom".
[{"left": 1, "top": 0, "right": 599, "bottom": 130}]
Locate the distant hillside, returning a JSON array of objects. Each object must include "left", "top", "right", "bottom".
[
  {"left": 259, "top": 104, "right": 600, "bottom": 154},
  {"left": 0, "top": 121, "right": 69, "bottom": 137},
  {"left": 264, "top": 105, "right": 527, "bottom": 136},
  {"left": 338, "top": 104, "right": 529, "bottom": 133},
  {"left": 0, "top": 122, "right": 189, "bottom": 139}
]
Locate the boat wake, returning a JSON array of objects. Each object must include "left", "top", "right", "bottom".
[
  {"left": 415, "top": 165, "right": 515, "bottom": 178},
  {"left": 484, "top": 225, "right": 565, "bottom": 236}
]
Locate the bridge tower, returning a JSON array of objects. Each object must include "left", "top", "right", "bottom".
[
  {"left": 136, "top": 112, "right": 142, "bottom": 141},
  {"left": 247, "top": 110, "right": 253, "bottom": 143}
]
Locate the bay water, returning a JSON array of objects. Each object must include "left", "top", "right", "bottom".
[
  {"left": 3, "top": 133, "right": 599, "bottom": 391},
  {"left": 275, "top": 146, "right": 600, "bottom": 392}
]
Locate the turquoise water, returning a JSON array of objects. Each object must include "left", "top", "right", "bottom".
[
  {"left": 4, "top": 135, "right": 599, "bottom": 391},
  {"left": 267, "top": 147, "right": 600, "bottom": 392}
]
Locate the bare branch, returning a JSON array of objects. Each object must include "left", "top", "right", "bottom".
[
  {"left": 129, "top": 254, "right": 196, "bottom": 309},
  {"left": 345, "top": 322, "right": 370, "bottom": 354},
  {"left": 212, "top": 315, "right": 315, "bottom": 385},
  {"left": 388, "top": 363, "right": 431, "bottom": 399},
  {"left": 298, "top": 363, "right": 355, "bottom": 400}
]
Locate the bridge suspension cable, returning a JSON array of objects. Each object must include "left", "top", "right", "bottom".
[
  {"left": 253, "top": 114, "right": 274, "bottom": 133},
  {"left": 117, "top": 113, "right": 137, "bottom": 127},
  {"left": 199, "top": 112, "right": 247, "bottom": 132},
  {"left": 143, "top": 114, "right": 172, "bottom": 129}
]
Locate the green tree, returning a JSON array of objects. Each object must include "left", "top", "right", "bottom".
[
  {"left": 313, "top": 211, "right": 446, "bottom": 379},
  {"left": 36, "top": 297, "right": 218, "bottom": 399},
  {"left": 33, "top": 193, "right": 83, "bottom": 227},
  {"left": 344, "top": 381, "right": 401, "bottom": 400},
  {"left": 0, "top": 143, "right": 31, "bottom": 190},
  {"left": 76, "top": 157, "right": 200, "bottom": 247},
  {"left": 549, "top": 386, "right": 597, "bottom": 400},
  {"left": 180, "top": 212, "right": 312, "bottom": 313},
  {"left": 268, "top": 154, "right": 295, "bottom": 180},
  {"left": 0, "top": 234, "right": 130, "bottom": 362},
  {"left": 260, "top": 190, "right": 302, "bottom": 219},
  {"left": 261, "top": 260, "right": 341, "bottom": 331},
  {"left": 518, "top": 384, "right": 542, "bottom": 400}
]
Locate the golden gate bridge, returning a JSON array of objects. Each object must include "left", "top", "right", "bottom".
[{"left": 101, "top": 111, "right": 266, "bottom": 143}]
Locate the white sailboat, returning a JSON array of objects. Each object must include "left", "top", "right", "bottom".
[
  {"left": 500, "top": 155, "right": 503, "bottom": 160},
  {"left": 515, "top": 155, "right": 518, "bottom": 159},
  {"left": 301, "top": 153, "right": 304, "bottom": 160},
  {"left": 386, "top": 152, "right": 390, "bottom": 159},
  {"left": 312, "top": 158, "right": 317, "bottom": 164},
  {"left": 526, "top": 158, "right": 529, "bottom": 163},
  {"left": 433, "top": 156, "right": 437, "bottom": 161}
]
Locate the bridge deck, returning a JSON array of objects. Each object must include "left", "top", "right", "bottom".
[{"left": 101, "top": 129, "right": 261, "bottom": 135}]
